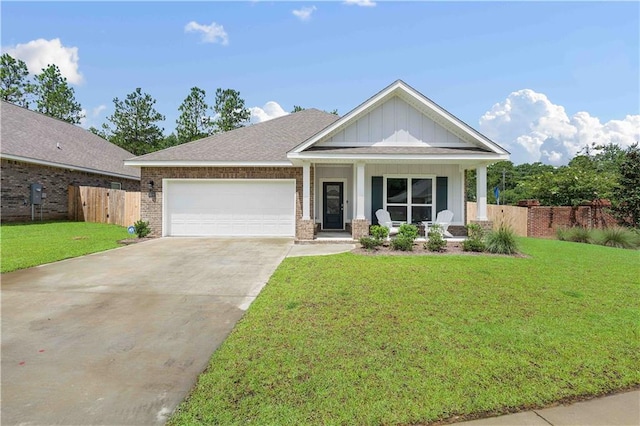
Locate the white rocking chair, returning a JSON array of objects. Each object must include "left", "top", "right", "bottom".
[
  {"left": 375, "top": 209, "right": 400, "bottom": 238},
  {"left": 434, "top": 210, "right": 454, "bottom": 238}
]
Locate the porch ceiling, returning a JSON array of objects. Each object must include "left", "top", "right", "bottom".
[
  {"left": 304, "top": 146, "right": 492, "bottom": 155},
  {"left": 289, "top": 147, "right": 506, "bottom": 167}
]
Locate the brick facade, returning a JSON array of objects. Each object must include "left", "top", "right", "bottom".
[
  {"left": 351, "top": 219, "right": 370, "bottom": 239},
  {"left": 470, "top": 220, "right": 494, "bottom": 233},
  {"left": 140, "top": 166, "right": 315, "bottom": 239},
  {"left": 1, "top": 159, "right": 139, "bottom": 222},
  {"left": 297, "top": 219, "right": 316, "bottom": 240}
]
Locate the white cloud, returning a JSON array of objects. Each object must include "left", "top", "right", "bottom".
[
  {"left": 3, "top": 38, "right": 83, "bottom": 85},
  {"left": 92, "top": 104, "right": 107, "bottom": 117},
  {"left": 80, "top": 104, "right": 107, "bottom": 129},
  {"left": 479, "top": 89, "right": 640, "bottom": 165},
  {"left": 184, "top": 21, "right": 229, "bottom": 45},
  {"left": 292, "top": 6, "right": 317, "bottom": 21},
  {"left": 249, "top": 101, "right": 288, "bottom": 124},
  {"left": 343, "top": 0, "right": 376, "bottom": 7}
]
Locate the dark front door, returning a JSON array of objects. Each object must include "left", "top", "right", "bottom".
[{"left": 323, "top": 182, "right": 343, "bottom": 230}]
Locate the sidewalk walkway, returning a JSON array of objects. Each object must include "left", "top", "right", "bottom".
[
  {"left": 287, "top": 243, "right": 355, "bottom": 257},
  {"left": 456, "top": 390, "right": 639, "bottom": 425}
]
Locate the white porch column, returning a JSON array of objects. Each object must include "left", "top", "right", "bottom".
[
  {"left": 476, "top": 165, "right": 488, "bottom": 221},
  {"left": 356, "top": 162, "right": 365, "bottom": 219},
  {"left": 302, "top": 161, "right": 311, "bottom": 220}
]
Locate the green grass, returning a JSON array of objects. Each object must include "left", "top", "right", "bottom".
[
  {"left": 1, "top": 221, "right": 130, "bottom": 273},
  {"left": 169, "top": 238, "right": 640, "bottom": 425}
]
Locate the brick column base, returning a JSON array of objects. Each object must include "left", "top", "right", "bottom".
[
  {"left": 470, "top": 220, "right": 493, "bottom": 233},
  {"left": 296, "top": 219, "right": 316, "bottom": 240},
  {"left": 351, "top": 219, "right": 370, "bottom": 239}
]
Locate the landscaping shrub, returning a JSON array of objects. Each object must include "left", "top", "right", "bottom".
[
  {"left": 359, "top": 236, "right": 382, "bottom": 250},
  {"left": 556, "top": 226, "right": 570, "bottom": 241},
  {"left": 485, "top": 224, "right": 520, "bottom": 254},
  {"left": 462, "top": 238, "right": 486, "bottom": 252},
  {"left": 370, "top": 225, "right": 389, "bottom": 241},
  {"left": 398, "top": 223, "right": 419, "bottom": 241},
  {"left": 391, "top": 235, "right": 414, "bottom": 251},
  {"left": 466, "top": 223, "right": 485, "bottom": 240},
  {"left": 564, "top": 226, "right": 593, "bottom": 244},
  {"left": 425, "top": 224, "right": 447, "bottom": 252},
  {"left": 463, "top": 223, "right": 486, "bottom": 252},
  {"left": 593, "top": 227, "right": 639, "bottom": 249},
  {"left": 390, "top": 224, "right": 418, "bottom": 251},
  {"left": 133, "top": 220, "right": 151, "bottom": 238}
]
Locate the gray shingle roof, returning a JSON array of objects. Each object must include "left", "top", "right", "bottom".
[
  {"left": 1, "top": 101, "right": 140, "bottom": 179},
  {"left": 131, "top": 109, "right": 340, "bottom": 162}
]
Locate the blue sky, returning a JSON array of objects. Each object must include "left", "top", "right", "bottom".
[{"left": 2, "top": 1, "right": 639, "bottom": 165}]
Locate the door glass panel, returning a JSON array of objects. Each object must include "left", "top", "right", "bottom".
[
  {"left": 325, "top": 184, "right": 341, "bottom": 215},
  {"left": 411, "top": 178, "right": 432, "bottom": 204},
  {"left": 387, "top": 178, "right": 407, "bottom": 203},
  {"left": 411, "top": 206, "right": 432, "bottom": 223},
  {"left": 388, "top": 206, "right": 407, "bottom": 222}
]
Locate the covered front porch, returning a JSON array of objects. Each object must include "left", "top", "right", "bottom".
[{"left": 297, "top": 161, "right": 492, "bottom": 241}]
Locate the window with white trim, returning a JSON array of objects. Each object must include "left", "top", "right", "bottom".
[{"left": 384, "top": 176, "right": 434, "bottom": 224}]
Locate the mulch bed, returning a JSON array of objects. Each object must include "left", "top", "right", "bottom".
[{"left": 352, "top": 241, "right": 527, "bottom": 257}]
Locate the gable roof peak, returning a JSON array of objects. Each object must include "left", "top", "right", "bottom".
[{"left": 289, "top": 80, "right": 509, "bottom": 156}]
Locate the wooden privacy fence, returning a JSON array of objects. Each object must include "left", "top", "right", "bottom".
[
  {"left": 68, "top": 186, "right": 141, "bottom": 227},
  {"left": 467, "top": 202, "right": 528, "bottom": 237}
]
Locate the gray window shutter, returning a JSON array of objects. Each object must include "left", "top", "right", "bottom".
[
  {"left": 436, "top": 177, "right": 448, "bottom": 214},
  {"left": 371, "top": 176, "right": 383, "bottom": 224}
]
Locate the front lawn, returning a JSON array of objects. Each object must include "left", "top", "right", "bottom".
[
  {"left": 1, "top": 221, "right": 130, "bottom": 273},
  {"left": 169, "top": 238, "right": 639, "bottom": 425}
]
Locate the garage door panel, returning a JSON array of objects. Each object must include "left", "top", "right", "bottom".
[{"left": 165, "top": 180, "right": 295, "bottom": 237}]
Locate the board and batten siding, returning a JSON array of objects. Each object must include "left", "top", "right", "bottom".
[
  {"left": 317, "top": 96, "right": 474, "bottom": 148},
  {"left": 315, "top": 165, "right": 353, "bottom": 223},
  {"left": 364, "top": 164, "right": 465, "bottom": 225}
]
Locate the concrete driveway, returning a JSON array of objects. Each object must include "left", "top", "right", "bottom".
[{"left": 1, "top": 237, "right": 293, "bottom": 425}]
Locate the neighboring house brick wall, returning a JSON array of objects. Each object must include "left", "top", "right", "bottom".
[
  {"left": 1, "top": 159, "right": 140, "bottom": 222},
  {"left": 521, "top": 201, "right": 617, "bottom": 237},
  {"left": 140, "top": 166, "right": 314, "bottom": 238}
]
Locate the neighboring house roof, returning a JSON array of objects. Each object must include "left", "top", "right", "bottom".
[
  {"left": 126, "top": 109, "right": 340, "bottom": 166},
  {"left": 1, "top": 101, "right": 140, "bottom": 180}
]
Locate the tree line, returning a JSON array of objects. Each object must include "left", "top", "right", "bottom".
[
  {"left": 466, "top": 142, "right": 640, "bottom": 228},
  {"left": 1, "top": 53, "right": 252, "bottom": 156}
]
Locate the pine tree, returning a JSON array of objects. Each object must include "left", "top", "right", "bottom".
[
  {"left": 213, "top": 88, "right": 250, "bottom": 133},
  {"left": 176, "top": 87, "right": 214, "bottom": 143},
  {"left": 34, "top": 64, "right": 83, "bottom": 124},
  {"left": 0, "top": 53, "right": 34, "bottom": 107},
  {"left": 105, "top": 88, "right": 165, "bottom": 155}
]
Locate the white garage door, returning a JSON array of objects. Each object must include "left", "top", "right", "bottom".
[{"left": 164, "top": 179, "right": 296, "bottom": 237}]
